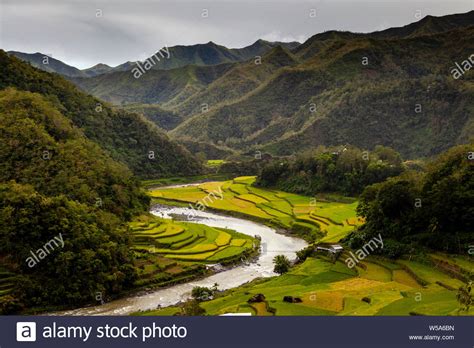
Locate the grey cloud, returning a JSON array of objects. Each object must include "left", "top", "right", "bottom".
[{"left": 1, "top": 0, "right": 472, "bottom": 68}]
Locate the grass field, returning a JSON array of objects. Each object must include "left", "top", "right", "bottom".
[
  {"left": 142, "top": 173, "right": 232, "bottom": 189},
  {"left": 151, "top": 176, "right": 363, "bottom": 243},
  {"left": 206, "top": 160, "right": 226, "bottom": 168},
  {"left": 139, "top": 255, "right": 473, "bottom": 316}
]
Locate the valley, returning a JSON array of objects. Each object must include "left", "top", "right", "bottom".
[
  {"left": 0, "top": 8, "right": 472, "bottom": 318},
  {"left": 132, "top": 177, "right": 473, "bottom": 316},
  {"left": 141, "top": 255, "right": 472, "bottom": 316},
  {"left": 55, "top": 199, "right": 307, "bottom": 315}
]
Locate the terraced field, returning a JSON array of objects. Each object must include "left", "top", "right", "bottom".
[
  {"left": 0, "top": 266, "right": 16, "bottom": 300},
  {"left": 151, "top": 176, "right": 363, "bottom": 243},
  {"left": 142, "top": 177, "right": 472, "bottom": 316},
  {"left": 140, "top": 255, "right": 473, "bottom": 316},
  {"left": 131, "top": 215, "right": 255, "bottom": 263}
]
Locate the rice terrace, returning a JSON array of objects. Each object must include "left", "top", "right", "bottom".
[
  {"left": 131, "top": 176, "right": 473, "bottom": 317},
  {"left": 131, "top": 215, "right": 256, "bottom": 263},
  {"left": 150, "top": 176, "right": 363, "bottom": 244}
]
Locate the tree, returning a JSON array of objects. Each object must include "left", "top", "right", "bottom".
[
  {"left": 351, "top": 144, "right": 473, "bottom": 254},
  {"left": 456, "top": 281, "right": 472, "bottom": 314},
  {"left": 255, "top": 145, "right": 404, "bottom": 196},
  {"left": 273, "top": 255, "right": 291, "bottom": 275},
  {"left": 296, "top": 245, "right": 315, "bottom": 262},
  {"left": 0, "top": 182, "right": 137, "bottom": 308},
  {"left": 181, "top": 300, "right": 205, "bottom": 316},
  {"left": 191, "top": 286, "right": 214, "bottom": 301}
]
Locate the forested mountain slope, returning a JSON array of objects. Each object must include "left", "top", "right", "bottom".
[
  {"left": 172, "top": 25, "right": 474, "bottom": 158},
  {"left": 0, "top": 51, "right": 202, "bottom": 178}
]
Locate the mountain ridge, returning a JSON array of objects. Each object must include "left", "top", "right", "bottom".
[
  {"left": 8, "top": 10, "right": 473, "bottom": 159},
  {"left": 0, "top": 50, "right": 202, "bottom": 178},
  {"left": 8, "top": 39, "right": 301, "bottom": 78}
]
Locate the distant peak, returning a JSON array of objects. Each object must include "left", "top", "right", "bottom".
[{"left": 88, "top": 63, "right": 111, "bottom": 69}]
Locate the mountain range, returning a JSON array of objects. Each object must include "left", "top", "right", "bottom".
[
  {"left": 9, "top": 10, "right": 474, "bottom": 159},
  {"left": 8, "top": 39, "right": 300, "bottom": 78}
]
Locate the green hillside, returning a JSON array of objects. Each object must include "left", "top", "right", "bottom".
[
  {"left": 55, "top": 11, "right": 474, "bottom": 159},
  {"left": 11, "top": 40, "right": 300, "bottom": 79},
  {"left": 350, "top": 144, "right": 474, "bottom": 255},
  {"left": 0, "top": 51, "right": 204, "bottom": 313},
  {"left": 172, "top": 25, "right": 474, "bottom": 158},
  {"left": 0, "top": 50, "right": 202, "bottom": 178},
  {"left": 0, "top": 88, "right": 148, "bottom": 311},
  {"left": 113, "top": 40, "right": 298, "bottom": 72},
  {"left": 0, "top": 88, "right": 148, "bottom": 217},
  {"left": 122, "top": 104, "right": 184, "bottom": 130},
  {"left": 72, "top": 63, "right": 235, "bottom": 106},
  {"left": 7, "top": 51, "right": 86, "bottom": 77},
  {"left": 170, "top": 46, "right": 300, "bottom": 118}
]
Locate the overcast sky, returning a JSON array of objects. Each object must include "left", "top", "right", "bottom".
[{"left": 1, "top": 0, "right": 472, "bottom": 69}]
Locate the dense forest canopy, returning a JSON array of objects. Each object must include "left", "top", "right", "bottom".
[
  {"left": 0, "top": 182, "right": 137, "bottom": 312},
  {"left": 0, "top": 52, "right": 203, "bottom": 313},
  {"left": 0, "top": 88, "right": 145, "bottom": 312},
  {"left": 0, "top": 88, "right": 148, "bottom": 218},
  {"left": 347, "top": 144, "right": 473, "bottom": 255},
  {"left": 256, "top": 145, "right": 404, "bottom": 196},
  {"left": 0, "top": 50, "right": 202, "bottom": 178}
]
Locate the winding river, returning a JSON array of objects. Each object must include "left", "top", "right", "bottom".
[{"left": 55, "top": 203, "right": 307, "bottom": 316}]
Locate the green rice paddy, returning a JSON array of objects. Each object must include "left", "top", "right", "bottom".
[
  {"left": 138, "top": 176, "right": 472, "bottom": 316},
  {"left": 131, "top": 215, "right": 255, "bottom": 263},
  {"left": 138, "top": 255, "right": 473, "bottom": 316},
  {"left": 150, "top": 176, "right": 363, "bottom": 243}
]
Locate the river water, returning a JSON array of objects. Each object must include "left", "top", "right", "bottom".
[{"left": 55, "top": 204, "right": 306, "bottom": 315}]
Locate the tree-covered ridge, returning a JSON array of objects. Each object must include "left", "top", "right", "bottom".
[
  {"left": 172, "top": 25, "right": 474, "bottom": 158},
  {"left": 7, "top": 51, "right": 87, "bottom": 78},
  {"left": 0, "top": 88, "right": 148, "bottom": 218},
  {"left": 256, "top": 145, "right": 404, "bottom": 196},
  {"left": 10, "top": 40, "right": 301, "bottom": 78},
  {"left": 0, "top": 50, "right": 202, "bottom": 178},
  {"left": 33, "top": 12, "right": 473, "bottom": 160},
  {"left": 71, "top": 63, "right": 235, "bottom": 106},
  {"left": 0, "top": 88, "right": 148, "bottom": 312},
  {"left": 0, "top": 182, "right": 137, "bottom": 312},
  {"left": 349, "top": 144, "right": 473, "bottom": 255},
  {"left": 0, "top": 50, "right": 202, "bottom": 313}
]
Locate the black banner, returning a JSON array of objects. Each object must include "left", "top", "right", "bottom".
[{"left": 3, "top": 316, "right": 473, "bottom": 347}]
